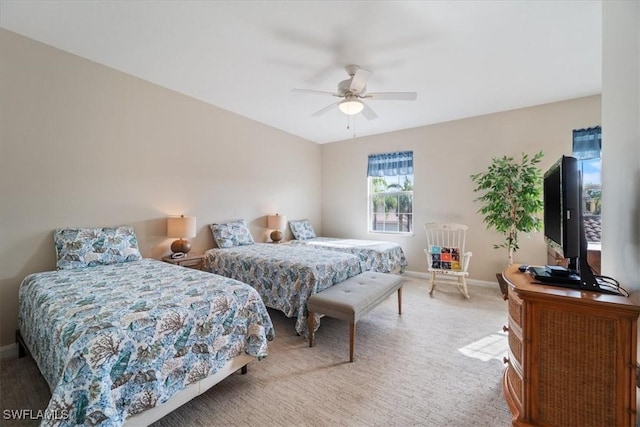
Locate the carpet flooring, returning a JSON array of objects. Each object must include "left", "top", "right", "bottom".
[{"left": 0, "top": 277, "right": 512, "bottom": 426}]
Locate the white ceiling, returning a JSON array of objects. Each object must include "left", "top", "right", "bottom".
[{"left": 0, "top": 1, "right": 602, "bottom": 144}]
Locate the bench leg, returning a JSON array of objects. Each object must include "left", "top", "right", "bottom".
[
  {"left": 349, "top": 322, "right": 355, "bottom": 362},
  {"left": 397, "top": 287, "right": 402, "bottom": 315},
  {"left": 308, "top": 311, "right": 315, "bottom": 347}
]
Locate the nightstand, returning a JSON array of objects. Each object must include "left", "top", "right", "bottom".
[{"left": 161, "top": 253, "right": 204, "bottom": 270}]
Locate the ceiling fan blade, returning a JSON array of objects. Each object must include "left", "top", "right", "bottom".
[
  {"left": 360, "top": 101, "right": 378, "bottom": 121},
  {"left": 349, "top": 67, "right": 372, "bottom": 93},
  {"left": 366, "top": 92, "right": 418, "bottom": 101},
  {"left": 291, "top": 88, "right": 339, "bottom": 96},
  {"left": 311, "top": 102, "right": 340, "bottom": 117}
]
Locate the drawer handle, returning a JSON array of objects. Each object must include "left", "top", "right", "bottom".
[
  {"left": 503, "top": 325, "right": 509, "bottom": 333},
  {"left": 503, "top": 357, "right": 509, "bottom": 365}
]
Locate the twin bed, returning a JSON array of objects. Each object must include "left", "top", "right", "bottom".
[
  {"left": 205, "top": 219, "right": 407, "bottom": 336},
  {"left": 17, "top": 227, "right": 274, "bottom": 426},
  {"left": 18, "top": 221, "right": 406, "bottom": 425},
  {"left": 288, "top": 237, "right": 407, "bottom": 274},
  {"left": 287, "top": 219, "right": 407, "bottom": 273},
  {"left": 203, "top": 243, "right": 362, "bottom": 335}
]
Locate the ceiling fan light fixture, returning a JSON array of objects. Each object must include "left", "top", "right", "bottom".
[{"left": 338, "top": 98, "right": 364, "bottom": 115}]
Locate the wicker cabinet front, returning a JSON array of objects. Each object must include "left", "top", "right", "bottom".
[{"left": 502, "top": 265, "right": 639, "bottom": 427}]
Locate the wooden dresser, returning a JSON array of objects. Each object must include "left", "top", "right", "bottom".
[{"left": 502, "top": 264, "right": 640, "bottom": 426}]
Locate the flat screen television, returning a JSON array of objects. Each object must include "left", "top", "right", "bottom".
[
  {"left": 532, "top": 155, "right": 609, "bottom": 293},
  {"left": 543, "top": 155, "right": 581, "bottom": 267}
]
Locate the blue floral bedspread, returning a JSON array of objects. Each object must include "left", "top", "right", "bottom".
[
  {"left": 288, "top": 237, "right": 408, "bottom": 274},
  {"left": 203, "top": 243, "right": 362, "bottom": 335},
  {"left": 18, "top": 259, "right": 274, "bottom": 427}
]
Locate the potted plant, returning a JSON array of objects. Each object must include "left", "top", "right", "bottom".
[{"left": 470, "top": 151, "right": 544, "bottom": 267}]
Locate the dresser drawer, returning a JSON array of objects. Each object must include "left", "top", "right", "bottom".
[
  {"left": 162, "top": 254, "right": 205, "bottom": 270},
  {"left": 508, "top": 290, "right": 523, "bottom": 327},
  {"left": 177, "top": 258, "right": 203, "bottom": 269},
  {"left": 506, "top": 360, "right": 523, "bottom": 408},
  {"left": 507, "top": 328, "right": 523, "bottom": 366}
]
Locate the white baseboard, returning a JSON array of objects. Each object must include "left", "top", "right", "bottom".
[
  {"left": 403, "top": 270, "right": 498, "bottom": 288},
  {"left": 0, "top": 343, "right": 18, "bottom": 360}
]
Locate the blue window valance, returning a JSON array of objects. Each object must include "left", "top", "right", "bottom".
[
  {"left": 367, "top": 151, "right": 414, "bottom": 177},
  {"left": 572, "top": 126, "right": 601, "bottom": 160}
]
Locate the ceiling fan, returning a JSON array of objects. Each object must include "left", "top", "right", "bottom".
[{"left": 291, "top": 65, "right": 417, "bottom": 120}]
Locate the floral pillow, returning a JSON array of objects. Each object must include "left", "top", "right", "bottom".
[
  {"left": 54, "top": 226, "right": 142, "bottom": 270},
  {"left": 210, "top": 219, "right": 255, "bottom": 248},
  {"left": 289, "top": 219, "right": 317, "bottom": 240}
]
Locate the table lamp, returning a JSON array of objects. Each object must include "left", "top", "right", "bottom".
[
  {"left": 167, "top": 215, "right": 196, "bottom": 254},
  {"left": 267, "top": 214, "right": 287, "bottom": 243}
]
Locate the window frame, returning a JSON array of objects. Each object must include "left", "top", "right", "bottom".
[{"left": 367, "top": 175, "right": 414, "bottom": 235}]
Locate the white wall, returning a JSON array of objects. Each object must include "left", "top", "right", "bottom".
[
  {"left": 321, "top": 97, "right": 601, "bottom": 282},
  {"left": 601, "top": 1, "right": 640, "bottom": 291},
  {"left": 0, "top": 29, "right": 321, "bottom": 346}
]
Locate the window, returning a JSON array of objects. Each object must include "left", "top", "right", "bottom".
[
  {"left": 572, "top": 126, "right": 601, "bottom": 243},
  {"left": 367, "top": 151, "right": 414, "bottom": 234}
]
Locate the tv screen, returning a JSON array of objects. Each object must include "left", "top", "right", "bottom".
[
  {"left": 534, "top": 155, "right": 612, "bottom": 293},
  {"left": 543, "top": 155, "right": 580, "bottom": 264},
  {"left": 534, "top": 155, "right": 624, "bottom": 295}
]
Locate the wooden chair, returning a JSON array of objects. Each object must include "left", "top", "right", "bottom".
[{"left": 424, "top": 222, "right": 472, "bottom": 298}]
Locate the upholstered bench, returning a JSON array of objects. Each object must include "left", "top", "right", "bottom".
[{"left": 307, "top": 271, "right": 403, "bottom": 362}]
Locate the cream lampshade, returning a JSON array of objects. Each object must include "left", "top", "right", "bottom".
[
  {"left": 267, "top": 214, "right": 287, "bottom": 243},
  {"left": 167, "top": 215, "right": 197, "bottom": 254}
]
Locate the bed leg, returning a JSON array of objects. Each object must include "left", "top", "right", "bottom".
[
  {"left": 240, "top": 365, "right": 248, "bottom": 375},
  {"left": 15, "top": 330, "right": 27, "bottom": 358}
]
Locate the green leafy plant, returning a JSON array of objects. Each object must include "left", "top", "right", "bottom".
[{"left": 470, "top": 151, "right": 544, "bottom": 265}]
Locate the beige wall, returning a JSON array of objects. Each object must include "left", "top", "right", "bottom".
[
  {"left": 0, "top": 30, "right": 321, "bottom": 346},
  {"left": 321, "top": 96, "right": 601, "bottom": 282},
  {"left": 4, "top": 14, "right": 637, "bottom": 349}
]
